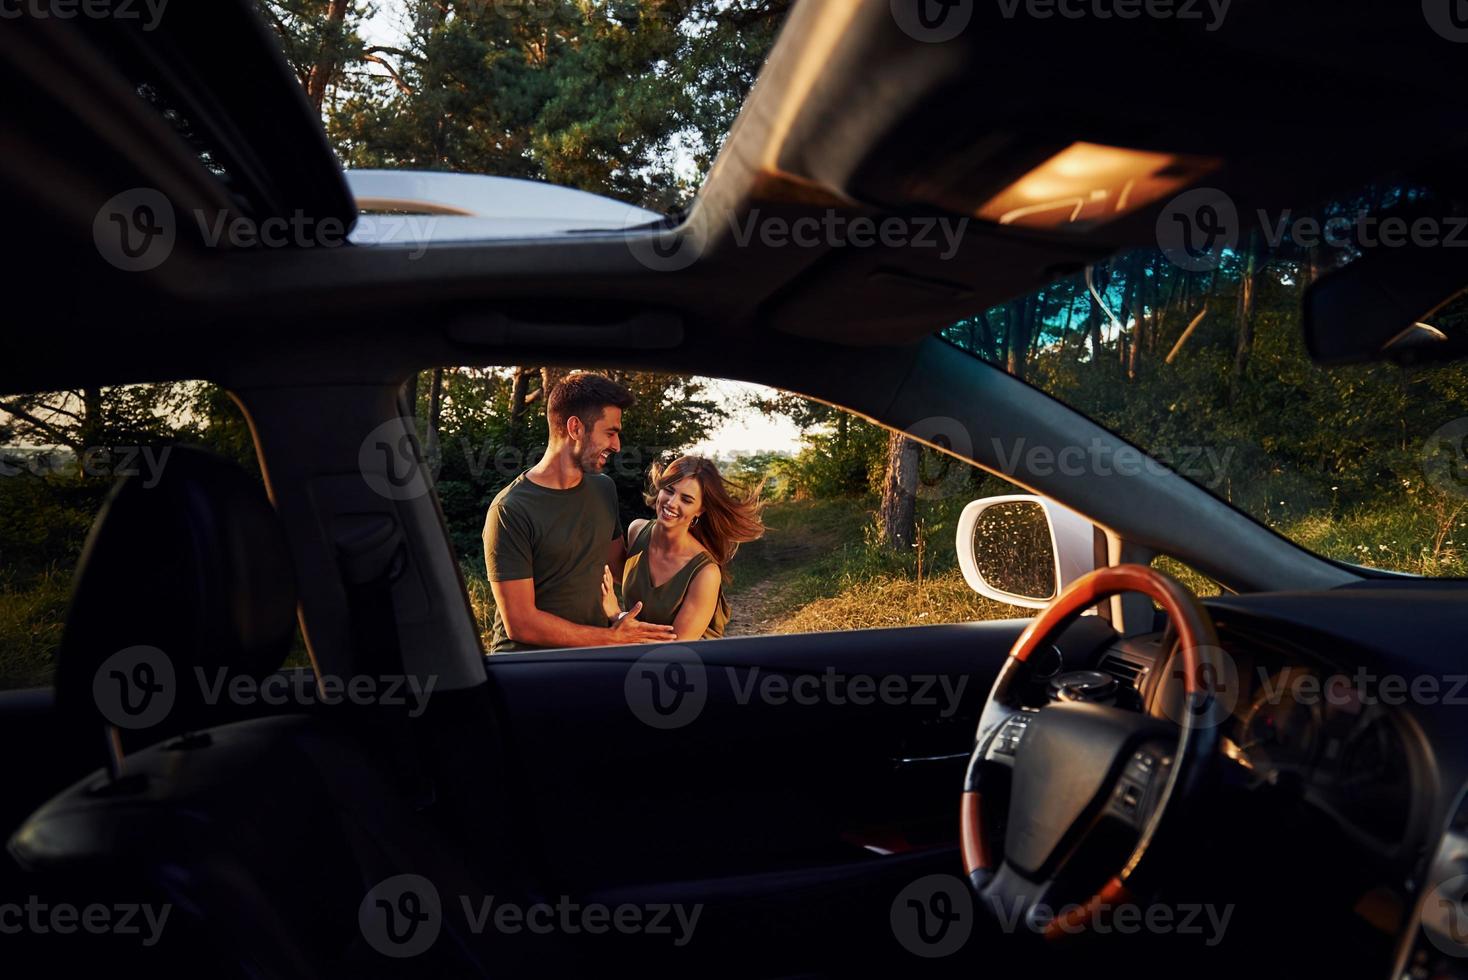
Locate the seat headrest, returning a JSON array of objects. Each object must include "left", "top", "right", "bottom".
[{"left": 55, "top": 446, "right": 299, "bottom": 749}]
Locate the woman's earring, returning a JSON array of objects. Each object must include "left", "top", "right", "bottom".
[{"left": 692, "top": 515, "right": 700, "bottom": 526}]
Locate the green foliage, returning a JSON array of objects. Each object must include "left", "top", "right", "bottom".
[
  {"left": 0, "top": 381, "right": 263, "bottom": 687},
  {"left": 0, "top": 382, "right": 262, "bottom": 590},
  {"left": 768, "top": 417, "right": 888, "bottom": 500},
  {"left": 0, "top": 566, "right": 70, "bottom": 689},
  {"left": 186, "top": 385, "right": 261, "bottom": 473},
  {"left": 307, "top": 0, "right": 790, "bottom": 211},
  {"left": 717, "top": 450, "right": 792, "bottom": 500},
  {"left": 0, "top": 474, "right": 106, "bottom": 587},
  {"left": 943, "top": 240, "right": 1468, "bottom": 577},
  {"left": 259, "top": 1, "right": 366, "bottom": 94}
]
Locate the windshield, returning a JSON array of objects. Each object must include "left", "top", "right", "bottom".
[{"left": 940, "top": 208, "right": 1468, "bottom": 579}]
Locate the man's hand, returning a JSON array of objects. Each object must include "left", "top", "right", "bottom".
[
  {"left": 489, "top": 577, "right": 673, "bottom": 650},
  {"left": 610, "top": 602, "right": 677, "bottom": 644}
]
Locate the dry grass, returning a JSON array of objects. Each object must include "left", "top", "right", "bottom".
[
  {"left": 463, "top": 570, "right": 497, "bottom": 651},
  {"left": 724, "top": 498, "right": 1033, "bottom": 635},
  {"left": 767, "top": 566, "right": 1025, "bottom": 634}
]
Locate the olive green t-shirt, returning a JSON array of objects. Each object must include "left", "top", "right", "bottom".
[{"left": 483, "top": 471, "right": 622, "bottom": 653}]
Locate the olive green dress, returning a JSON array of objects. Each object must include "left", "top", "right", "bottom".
[{"left": 621, "top": 521, "right": 730, "bottom": 639}]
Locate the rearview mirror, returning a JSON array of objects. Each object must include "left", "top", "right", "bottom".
[
  {"left": 956, "top": 495, "right": 1097, "bottom": 609},
  {"left": 1304, "top": 231, "right": 1468, "bottom": 366}
]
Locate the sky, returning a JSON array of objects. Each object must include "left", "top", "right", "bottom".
[{"left": 686, "top": 378, "right": 803, "bottom": 457}]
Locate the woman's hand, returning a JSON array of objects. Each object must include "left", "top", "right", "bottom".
[{"left": 600, "top": 564, "right": 622, "bottom": 621}]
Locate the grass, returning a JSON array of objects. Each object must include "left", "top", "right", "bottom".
[
  {"left": 1151, "top": 556, "right": 1224, "bottom": 597},
  {"left": 769, "top": 566, "right": 1023, "bottom": 633},
  {"left": 463, "top": 570, "right": 497, "bottom": 651},
  {"left": 721, "top": 497, "right": 1028, "bottom": 635},
  {"left": 0, "top": 567, "right": 71, "bottom": 689},
  {"left": 1282, "top": 503, "right": 1468, "bottom": 578}
]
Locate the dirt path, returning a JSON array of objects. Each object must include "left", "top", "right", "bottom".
[
  {"left": 721, "top": 509, "right": 846, "bottom": 636},
  {"left": 722, "top": 575, "right": 785, "bottom": 636}
]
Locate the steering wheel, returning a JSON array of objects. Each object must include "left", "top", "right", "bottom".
[{"left": 960, "top": 563, "right": 1222, "bottom": 938}]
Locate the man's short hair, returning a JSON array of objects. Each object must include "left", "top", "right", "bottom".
[{"left": 547, "top": 373, "right": 635, "bottom": 434}]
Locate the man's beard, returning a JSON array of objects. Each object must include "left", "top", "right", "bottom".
[{"left": 578, "top": 445, "right": 608, "bottom": 472}]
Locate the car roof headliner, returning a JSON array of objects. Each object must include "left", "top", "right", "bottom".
[{"left": 4, "top": 0, "right": 1468, "bottom": 396}]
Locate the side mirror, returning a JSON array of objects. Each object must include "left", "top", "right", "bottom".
[{"left": 956, "top": 494, "right": 1097, "bottom": 609}]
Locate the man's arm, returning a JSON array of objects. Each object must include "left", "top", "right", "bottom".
[
  {"left": 605, "top": 477, "right": 630, "bottom": 579},
  {"left": 491, "top": 578, "right": 675, "bottom": 648},
  {"left": 607, "top": 535, "right": 628, "bottom": 580}
]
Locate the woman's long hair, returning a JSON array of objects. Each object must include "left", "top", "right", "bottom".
[{"left": 646, "top": 455, "right": 765, "bottom": 571}]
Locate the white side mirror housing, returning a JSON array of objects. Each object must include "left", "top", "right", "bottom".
[{"left": 956, "top": 494, "right": 1098, "bottom": 609}]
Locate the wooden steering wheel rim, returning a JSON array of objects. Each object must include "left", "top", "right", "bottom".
[{"left": 960, "top": 562, "right": 1220, "bottom": 938}]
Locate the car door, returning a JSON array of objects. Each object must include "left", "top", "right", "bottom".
[{"left": 481, "top": 617, "right": 1114, "bottom": 975}]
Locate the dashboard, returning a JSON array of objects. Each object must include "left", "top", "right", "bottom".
[
  {"left": 1126, "top": 616, "right": 1434, "bottom": 858},
  {"left": 1223, "top": 636, "right": 1429, "bottom": 855},
  {"left": 1023, "top": 608, "right": 1434, "bottom": 861},
  {"left": 1015, "top": 582, "right": 1467, "bottom": 977}
]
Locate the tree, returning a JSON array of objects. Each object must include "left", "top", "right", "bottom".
[
  {"left": 262, "top": 0, "right": 790, "bottom": 211},
  {"left": 1231, "top": 233, "right": 1262, "bottom": 401},
  {"left": 0, "top": 384, "right": 226, "bottom": 458},
  {"left": 876, "top": 433, "right": 919, "bottom": 550},
  {"left": 259, "top": 1, "right": 364, "bottom": 111},
  {"left": 506, "top": 366, "right": 543, "bottom": 448}
]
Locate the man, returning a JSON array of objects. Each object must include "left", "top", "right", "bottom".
[{"left": 484, "top": 372, "right": 677, "bottom": 652}]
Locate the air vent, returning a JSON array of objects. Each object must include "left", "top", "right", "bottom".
[{"left": 1097, "top": 651, "right": 1149, "bottom": 689}]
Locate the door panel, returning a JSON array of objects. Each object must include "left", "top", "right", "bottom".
[
  {"left": 484, "top": 618, "right": 1114, "bottom": 971},
  {"left": 486, "top": 623, "right": 1021, "bottom": 890}
]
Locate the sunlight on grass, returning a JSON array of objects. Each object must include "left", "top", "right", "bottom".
[
  {"left": 768, "top": 567, "right": 1025, "bottom": 634},
  {"left": 1283, "top": 504, "right": 1468, "bottom": 577},
  {"left": 1151, "top": 556, "right": 1224, "bottom": 597},
  {"left": 463, "top": 569, "right": 497, "bottom": 652}
]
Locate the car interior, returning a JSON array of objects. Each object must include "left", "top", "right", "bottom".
[{"left": 3, "top": 1, "right": 1468, "bottom": 977}]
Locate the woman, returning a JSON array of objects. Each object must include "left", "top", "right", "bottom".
[{"left": 601, "top": 455, "right": 764, "bottom": 641}]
